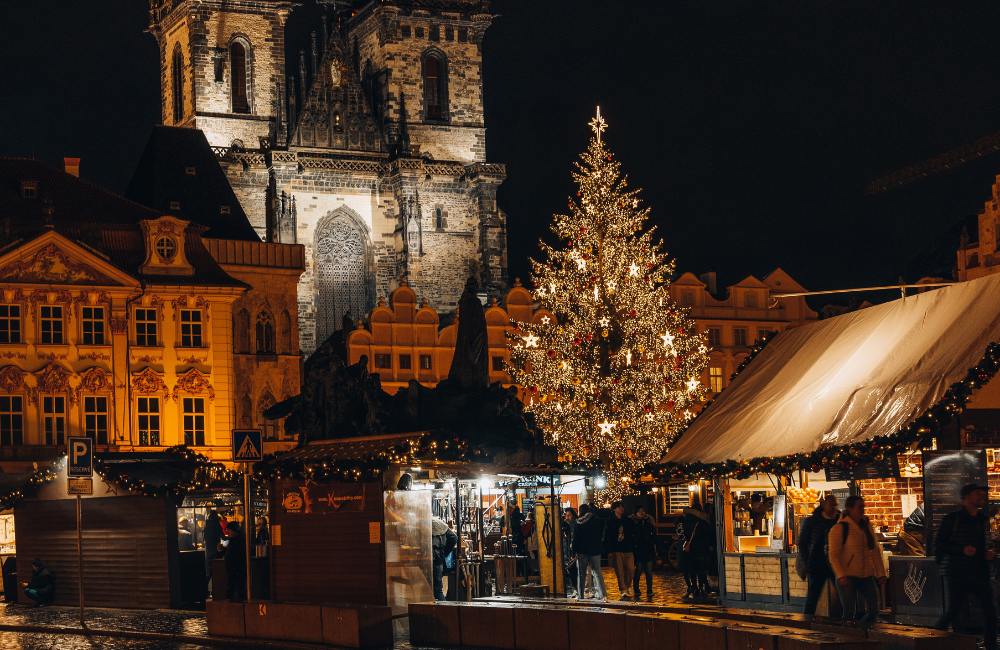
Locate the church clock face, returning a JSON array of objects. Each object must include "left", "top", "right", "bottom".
[{"left": 329, "top": 60, "right": 342, "bottom": 87}]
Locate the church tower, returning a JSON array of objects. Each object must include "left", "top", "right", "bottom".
[{"left": 148, "top": 0, "right": 293, "bottom": 149}]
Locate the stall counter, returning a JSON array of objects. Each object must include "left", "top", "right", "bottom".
[{"left": 721, "top": 551, "right": 809, "bottom": 612}]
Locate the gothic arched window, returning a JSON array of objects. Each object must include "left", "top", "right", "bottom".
[
  {"left": 258, "top": 392, "right": 277, "bottom": 440},
  {"left": 422, "top": 52, "right": 447, "bottom": 121},
  {"left": 235, "top": 308, "right": 250, "bottom": 353},
  {"left": 231, "top": 40, "right": 250, "bottom": 114},
  {"left": 279, "top": 310, "right": 292, "bottom": 354},
  {"left": 255, "top": 311, "right": 275, "bottom": 354},
  {"left": 315, "top": 211, "right": 369, "bottom": 345},
  {"left": 172, "top": 45, "right": 184, "bottom": 123}
]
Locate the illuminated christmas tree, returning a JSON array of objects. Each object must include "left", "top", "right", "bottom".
[{"left": 508, "top": 108, "right": 709, "bottom": 500}]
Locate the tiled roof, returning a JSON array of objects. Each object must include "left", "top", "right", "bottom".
[{"left": 125, "top": 126, "right": 261, "bottom": 242}]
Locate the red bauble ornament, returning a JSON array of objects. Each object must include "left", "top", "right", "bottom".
[
  {"left": 547, "top": 350, "right": 556, "bottom": 358},
  {"left": 630, "top": 310, "right": 637, "bottom": 316},
  {"left": 573, "top": 337, "right": 581, "bottom": 346},
  {"left": 585, "top": 334, "right": 592, "bottom": 341}
]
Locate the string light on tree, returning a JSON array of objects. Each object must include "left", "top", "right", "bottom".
[{"left": 507, "top": 107, "right": 709, "bottom": 500}]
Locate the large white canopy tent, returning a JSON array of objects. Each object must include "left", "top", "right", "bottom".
[{"left": 663, "top": 273, "right": 1000, "bottom": 465}]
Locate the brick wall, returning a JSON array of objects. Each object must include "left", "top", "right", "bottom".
[
  {"left": 743, "top": 555, "right": 782, "bottom": 596},
  {"left": 724, "top": 555, "right": 742, "bottom": 596},
  {"left": 857, "top": 477, "right": 924, "bottom": 530}
]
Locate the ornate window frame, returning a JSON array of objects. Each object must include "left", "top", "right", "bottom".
[
  {"left": 420, "top": 47, "right": 449, "bottom": 123},
  {"left": 313, "top": 206, "right": 374, "bottom": 345}
]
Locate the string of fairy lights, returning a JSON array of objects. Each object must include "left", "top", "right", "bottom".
[
  {"left": 641, "top": 341, "right": 1000, "bottom": 482},
  {"left": 506, "top": 108, "right": 709, "bottom": 500}
]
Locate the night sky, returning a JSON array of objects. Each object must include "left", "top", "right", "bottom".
[{"left": 6, "top": 1, "right": 1000, "bottom": 303}]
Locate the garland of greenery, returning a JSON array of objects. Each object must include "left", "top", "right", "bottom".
[
  {"left": 0, "top": 458, "right": 62, "bottom": 512},
  {"left": 93, "top": 445, "right": 242, "bottom": 503},
  {"left": 641, "top": 340, "right": 1000, "bottom": 482}
]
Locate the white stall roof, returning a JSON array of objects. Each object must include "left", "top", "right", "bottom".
[{"left": 664, "top": 274, "right": 1000, "bottom": 464}]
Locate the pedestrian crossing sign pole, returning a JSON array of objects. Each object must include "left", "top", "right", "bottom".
[{"left": 232, "top": 429, "right": 262, "bottom": 603}]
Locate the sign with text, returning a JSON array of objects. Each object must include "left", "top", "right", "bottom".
[
  {"left": 923, "top": 449, "right": 987, "bottom": 556},
  {"left": 67, "top": 437, "right": 93, "bottom": 477},
  {"left": 282, "top": 483, "right": 365, "bottom": 514},
  {"left": 825, "top": 454, "right": 900, "bottom": 482},
  {"left": 232, "top": 429, "right": 263, "bottom": 462},
  {"left": 67, "top": 477, "right": 93, "bottom": 495}
]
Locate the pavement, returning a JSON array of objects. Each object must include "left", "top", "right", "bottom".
[{"left": 0, "top": 568, "right": 707, "bottom": 649}]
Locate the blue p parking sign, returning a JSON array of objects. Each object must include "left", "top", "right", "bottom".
[
  {"left": 232, "top": 429, "right": 263, "bottom": 462},
  {"left": 68, "top": 437, "right": 93, "bottom": 477}
]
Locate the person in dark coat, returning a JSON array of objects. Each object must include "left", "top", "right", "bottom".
[
  {"left": 223, "top": 522, "right": 247, "bottom": 602},
  {"left": 630, "top": 505, "right": 657, "bottom": 598},
  {"left": 934, "top": 484, "right": 997, "bottom": 650},
  {"left": 563, "top": 508, "right": 579, "bottom": 597},
  {"left": 572, "top": 503, "right": 607, "bottom": 600},
  {"left": 604, "top": 501, "right": 637, "bottom": 599},
  {"left": 22, "top": 558, "right": 54, "bottom": 606},
  {"left": 432, "top": 517, "right": 458, "bottom": 600},
  {"left": 178, "top": 517, "right": 195, "bottom": 551},
  {"left": 204, "top": 511, "right": 224, "bottom": 588},
  {"left": 679, "top": 504, "right": 711, "bottom": 598},
  {"left": 797, "top": 494, "right": 840, "bottom": 616}
]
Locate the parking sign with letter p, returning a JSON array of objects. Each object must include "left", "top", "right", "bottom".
[{"left": 68, "top": 437, "right": 93, "bottom": 477}]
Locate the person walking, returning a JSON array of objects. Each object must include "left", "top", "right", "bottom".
[
  {"left": 934, "top": 484, "right": 997, "bottom": 650},
  {"left": 204, "top": 511, "right": 224, "bottom": 591},
  {"left": 630, "top": 504, "right": 657, "bottom": 599},
  {"left": 524, "top": 509, "right": 539, "bottom": 575},
  {"left": 797, "top": 494, "right": 840, "bottom": 617},
  {"left": 572, "top": 503, "right": 607, "bottom": 600},
  {"left": 22, "top": 559, "right": 54, "bottom": 607},
  {"left": 223, "top": 521, "right": 247, "bottom": 602},
  {"left": 432, "top": 517, "right": 458, "bottom": 601},
  {"left": 679, "top": 503, "right": 711, "bottom": 598},
  {"left": 827, "top": 496, "right": 885, "bottom": 622},
  {"left": 563, "top": 508, "right": 579, "bottom": 597},
  {"left": 605, "top": 501, "right": 636, "bottom": 599}
]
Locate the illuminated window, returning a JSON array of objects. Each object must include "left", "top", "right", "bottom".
[
  {"left": 334, "top": 111, "right": 342, "bottom": 132},
  {"left": 81, "top": 306, "right": 105, "bottom": 345},
  {"left": 172, "top": 45, "right": 184, "bottom": 122},
  {"left": 709, "top": 367, "right": 723, "bottom": 393},
  {"left": 42, "top": 396, "right": 64, "bottom": 446},
  {"left": 733, "top": 327, "right": 748, "bottom": 347},
  {"left": 0, "top": 305, "right": 21, "bottom": 343},
  {"left": 231, "top": 41, "right": 250, "bottom": 114},
  {"left": 375, "top": 354, "right": 391, "bottom": 369},
  {"left": 423, "top": 52, "right": 447, "bottom": 121},
  {"left": 138, "top": 397, "right": 160, "bottom": 446},
  {"left": 183, "top": 397, "right": 205, "bottom": 446},
  {"left": 85, "top": 396, "right": 108, "bottom": 445},
  {"left": 399, "top": 354, "right": 412, "bottom": 370},
  {"left": 135, "top": 308, "right": 157, "bottom": 346},
  {"left": 492, "top": 356, "right": 505, "bottom": 372},
  {"left": 0, "top": 396, "right": 23, "bottom": 446},
  {"left": 180, "top": 310, "right": 202, "bottom": 347},
  {"left": 744, "top": 292, "right": 758, "bottom": 308},
  {"left": 706, "top": 327, "right": 721, "bottom": 348},
  {"left": 39, "top": 305, "right": 63, "bottom": 344},
  {"left": 420, "top": 354, "right": 432, "bottom": 370}
]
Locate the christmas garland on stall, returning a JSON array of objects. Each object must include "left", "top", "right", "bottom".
[
  {"left": 0, "top": 455, "right": 63, "bottom": 512},
  {"left": 93, "top": 445, "right": 242, "bottom": 502},
  {"left": 641, "top": 341, "right": 1000, "bottom": 482}
]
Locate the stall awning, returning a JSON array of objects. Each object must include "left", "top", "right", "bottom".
[
  {"left": 665, "top": 273, "right": 1000, "bottom": 464},
  {"left": 278, "top": 432, "right": 425, "bottom": 462}
]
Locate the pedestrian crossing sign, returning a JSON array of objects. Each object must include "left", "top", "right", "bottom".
[{"left": 232, "top": 429, "right": 263, "bottom": 462}]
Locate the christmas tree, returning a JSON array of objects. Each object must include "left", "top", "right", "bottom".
[{"left": 508, "top": 108, "right": 709, "bottom": 500}]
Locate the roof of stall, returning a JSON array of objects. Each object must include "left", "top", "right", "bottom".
[{"left": 664, "top": 273, "right": 1000, "bottom": 464}]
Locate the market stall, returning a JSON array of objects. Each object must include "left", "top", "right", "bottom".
[{"left": 650, "top": 273, "right": 1000, "bottom": 616}]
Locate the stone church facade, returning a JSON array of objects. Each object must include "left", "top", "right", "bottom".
[{"left": 148, "top": 0, "right": 508, "bottom": 354}]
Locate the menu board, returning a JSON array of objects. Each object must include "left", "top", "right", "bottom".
[
  {"left": 825, "top": 455, "right": 900, "bottom": 482},
  {"left": 770, "top": 495, "right": 787, "bottom": 550},
  {"left": 922, "top": 449, "right": 987, "bottom": 556}
]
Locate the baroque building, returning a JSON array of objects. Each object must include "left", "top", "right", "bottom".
[
  {"left": 148, "top": 0, "right": 509, "bottom": 355},
  {"left": 0, "top": 157, "right": 304, "bottom": 468}
]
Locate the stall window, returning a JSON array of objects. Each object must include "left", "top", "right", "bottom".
[
  {"left": 420, "top": 354, "right": 432, "bottom": 370},
  {"left": 85, "top": 396, "right": 108, "bottom": 445},
  {"left": 39, "top": 305, "right": 63, "bottom": 344},
  {"left": 733, "top": 327, "right": 748, "bottom": 347},
  {"left": 138, "top": 397, "right": 161, "bottom": 446},
  {"left": 399, "top": 354, "right": 412, "bottom": 370},
  {"left": 43, "top": 396, "right": 65, "bottom": 446},
  {"left": 135, "top": 308, "right": 157, "bottom": 346},
  {"left": 709, "top": 366, "right": 723, "bottom": 393},
  {"left": 0, "top": 305, "right": 21, "bottom": 343},
  {"left": 183, "top": 397, "right": 205, "bottom": 446},
  {"left": 0, "top": 396, "right": 22, "bottom": 446},
  {"left": 81, "top": 306, "right": 105, "bottom": 345},
  {"left": 180, "top": 310, "right": 203, "bottom": 347}
]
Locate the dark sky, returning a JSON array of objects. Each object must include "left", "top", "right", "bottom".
[{"left": 6, "top": 1, "right": 1000, "bottom": 298}]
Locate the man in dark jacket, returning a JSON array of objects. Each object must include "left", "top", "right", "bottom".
[
  {"left": 22, "top": 558, "right": 54, "bottom": 607},
  {"left": 797, "top": 494, "right": 840, "bottom": 616},
  {"left": 630, "top": 505, "right": 657, "bottom": 598},
  {"left": 605, "top": 501, "right": 637, "bottom": 599},
  {"left": 432, "top": 517, "right": 458, "bottom": 600},
  {"left": 223, "top": 522, "right": 247, "bottom": 602},
  {"left": 572, "top": 503, "right": 607, "bottom": 600},
  {"left": 934, "top": 484, "right": 996, "bottom": 650}
]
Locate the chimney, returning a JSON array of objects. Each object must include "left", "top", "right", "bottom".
[
  {"left": 699, "top": 270, "right": 717, "bottom": 295},
  {"left": 63, "top": 158, "right": 80, "bottom": 177}
]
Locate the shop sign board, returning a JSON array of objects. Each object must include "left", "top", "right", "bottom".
[
  {"left": 824, "top": 454, "right": 899, "bottom": 482},
  {"left": 232, "top": 429, "right": 263, "bottom": 462},
  {"left": 67, "top": 437, "right": 92, "bottom": 477},
  {"left": 281, "top": 483, "right": 365, "bottom": 514},
  {"left": 67, "top": 477, "right": 92, "bottom": 495},
  {"left": 922, "top": 449, "right": 987, "bottom": 556}
]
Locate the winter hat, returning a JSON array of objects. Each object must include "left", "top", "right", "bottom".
[
  {"left": 31, "top": 558, "right": 42, "bottom": 568},
  {"left": 960, "top": 483, "right": 988, "bottom": 497}
]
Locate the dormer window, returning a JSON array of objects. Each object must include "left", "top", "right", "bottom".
[
  {"left": 185, "top": 167, "right": 196, "bottom": 175},
  {"left": 220, "top": 205, "right": 231, "bottom": 215},
  {"left": 170, "top": 201, "right": 181, "bottom": 210},
  {"left": 20, "top": 182, "right": 37, "bottom": 199},
  {"left": 155, "top": 237, "right": 176, "bottom": 260}
]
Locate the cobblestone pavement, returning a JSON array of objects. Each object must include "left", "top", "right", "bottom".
[
  {"left": 580, "top": 566, "right": 719, "bottom": 604},
  {"left": 0, "top": 633, "right": 210, "bottom": 649}
]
